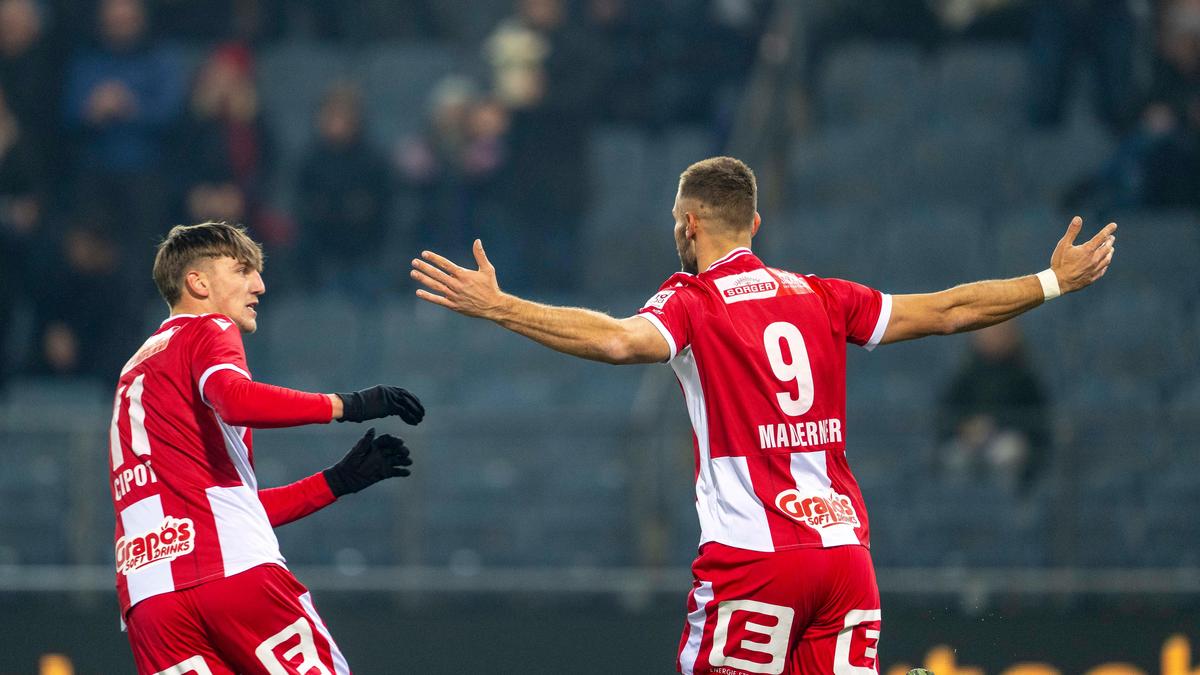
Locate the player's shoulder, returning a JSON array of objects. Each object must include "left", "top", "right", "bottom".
[
  {"left": 643, "top": 273, "right": 704, "bottom": 309},
  {"left": 166, "top": 313, "right": 241, "bottom": 346}
]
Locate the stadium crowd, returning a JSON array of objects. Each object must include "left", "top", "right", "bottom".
[
  {"left": 0, "top": 0, "right": 766, "bottom": 387},
  {"left": 1, "top": 0, "right": 1198, "bottom": 400}
]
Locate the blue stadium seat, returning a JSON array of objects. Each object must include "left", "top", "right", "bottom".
[
  {"left": 928, "top": 45, "right": 1029, "bottom": 128},
  {"left": 355, "top": 43, "right": 462, "bottom": 150},
  {"left": 789, "top": 127, "right": 913, "bottom": 208},
  {"left": 876, "top": 205, "right": 987, "bottom": 292},
  {"left": 817, "top": 44, "right": 930, "bottom": 130},
  {"left": 256, "top": 43, "right": 354, "bottom": 205}
]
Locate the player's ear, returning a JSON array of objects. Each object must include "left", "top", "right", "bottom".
[
  {"left": 685, "top": 211, "right": 700, "bottom": 239},
  {"left": 183, "top": 269, "right": 210, "bottom": 299},
  {"left": 751, "top": 212, "right": 761, "bottom": 238}
]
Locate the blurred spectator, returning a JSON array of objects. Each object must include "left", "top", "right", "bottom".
[
  {"left": 28, "top": 224, "right": 136, "bottom": 381},
  {"left": 170, "top": 43, "right": 292, "bottom": 247},
  {"left": 0, "top": 81, "right": 48, "bottom": 388},
  {"left": 937, "top": 322, "right": 1051, "bottom": 495},
  {"left": 397, "top": 76, "right": 509, "bottom": 255},
  {"left": 296, "top": 83, "right": 392, "bottom": 298},
  {"left": 1064, "top": 0, "right": 1200, "bottom": 211},
  {"left": 485, "top": 0, "right": 601, "bottom": 291},
  {"left": 62, "top": 0, "right": 187, "bottom": 252},
  {"left": 0, "top": 0, "right": 61, "bottom": 171},
  {"left": 1027, "top": 0, "right": 1140, "bottom": 132}
]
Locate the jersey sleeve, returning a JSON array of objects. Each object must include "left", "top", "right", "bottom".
[
  {"left": 189, "top": 315, "right": 251, "bottom": 391},
  {"left": 820, "top": 278, "right": 892, "bottom": 351},
  {"left": 190, "top": 315, "right": 333, "bottom": 428},
  {"left": 636, "top": 281, "right": 695, "bottom": 362},
  {"left": 258, "top": 472, "right": 337, "bottom": 527}
]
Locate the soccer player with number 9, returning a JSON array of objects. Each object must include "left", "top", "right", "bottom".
[{"left": 411, "top": 157, "right": 1116, "bottom": 674}]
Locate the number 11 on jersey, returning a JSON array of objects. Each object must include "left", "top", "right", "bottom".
[{"left": 110, "top": 373, "right": 159, "bottom": 500}]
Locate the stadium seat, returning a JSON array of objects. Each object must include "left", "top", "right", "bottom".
[
  {"left": 817, "top": 43, "right": 930, "bottom": 130},
  {"left": 355, "top": 43, "right": 462, "bottom": 150},
  {"left": 256, "top": 42, "right": 354, "bottom": 204},
  {"left": 928, "top": 45, "right": 1029, "bottom": 128},
  {"left": 876, "top": 205, "right": 987, "bottom": 292}
]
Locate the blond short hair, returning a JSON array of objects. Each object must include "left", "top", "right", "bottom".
[{"left": 152, "top": 222, "right": 263, "bottom": 306}]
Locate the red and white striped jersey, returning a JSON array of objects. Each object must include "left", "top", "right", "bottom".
[
  {"left": 638, "top": 248, "right": 891, "bottom": 553},
  {"left": 108, "top": 313, "right": 332, "bottom": 615}
]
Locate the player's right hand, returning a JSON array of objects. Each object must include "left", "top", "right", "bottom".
[
  {"left": 410, "top": 239, "right": 509, "bottom": 319},
  {"left": 1050, "top": 216, "right": 1117, "bottom": 293},
  {"left": 323, "top": 428, "right": 413, "bottom": 497},
  {"left": 335, "top": 385, "right": 425, "bottom": 425}
]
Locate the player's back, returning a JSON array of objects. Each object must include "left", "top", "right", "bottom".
[
  {"left": 109, "top": 314, "right": 283, "bottom": 614},
  {"left": 639, "top": 248, "right": 891, "bottom": 553}
]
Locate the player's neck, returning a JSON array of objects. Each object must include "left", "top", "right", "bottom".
[
  {"left": 170, "top": 298, "right": 212, "bottom": 318},
  {"left": 696, "top": 239, "right": 752, "bottom": 273}
]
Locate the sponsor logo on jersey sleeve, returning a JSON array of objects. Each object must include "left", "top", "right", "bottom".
[
  {"left": 115, "top": 516, "right": 195, "bottom": 575},
  {"left": 643, "top": 290, "right": 676, "bottom": 310},
  {"left": 713, "top": 269, "right": 780, "bottom": 304},
  {"left": 774, "top": 489, "right": 860, "bottom": 529},
  {"left": 769, "top": 269, "right": 814, "bottom": 294}
]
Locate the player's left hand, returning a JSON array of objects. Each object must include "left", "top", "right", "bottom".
[
  {"left": 336, "top": 385, "right": 425, "bottom": 425},
  {"left": 410, "top": 239, "right": 508, "bottom": 319},
  {"left": 1050, "top": 216, "right": 1117, "bottom": 293},
  {"left": 323, "top": 428, "right": 413, "bottom": 498}
]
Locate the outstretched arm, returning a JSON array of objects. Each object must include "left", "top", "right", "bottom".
[
  {"left": 203, "top": 373, "right": 424, "bottom": 428},
  {"left": 882, "top": 216, "right": 1116, "bottom": 344},
  {"left": 410, "top": 240, "right": 670, "bottom": 364}
]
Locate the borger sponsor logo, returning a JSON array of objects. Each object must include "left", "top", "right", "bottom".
[
  {"left": 643, "top": 290, "right": 676, "bottom": 310},
  {"left": 775, "top": 489, "right": 860, "bottom": 529},
  {"left": 115, "top": 516, "right": 195, "bottom": 575},
  {"left": 713, "top": 269, "right": 779, "bottom": 304}
]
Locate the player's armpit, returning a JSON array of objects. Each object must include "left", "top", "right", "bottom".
[{"left": 616, "top": 315, "right": 673, "bottom": 364}]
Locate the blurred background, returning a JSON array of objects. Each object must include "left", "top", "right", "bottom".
[{"left": 1, "top": 0, "right": 1199, "bottom": 672}]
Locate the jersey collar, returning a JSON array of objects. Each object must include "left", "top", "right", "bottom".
[
  {"left": 704, "top": 247, "right": 754, "bottom": 273},
  {"left": 160, "top": 313, "right": 199, "bottom": 327}
]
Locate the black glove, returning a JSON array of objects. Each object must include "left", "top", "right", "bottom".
[
  {"left": 336, "top": 385, "right": 424, "bottom": 424},
  {"left": 323, "top": 428, "right": 413, "bottom": 498}
]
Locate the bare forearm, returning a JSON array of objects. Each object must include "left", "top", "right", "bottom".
[
  {"left": 939, "top": 275, "right": 1045, "bottom": 334},
  {"left": 487, "top": 295, "right": 630, "bottom": 363}
]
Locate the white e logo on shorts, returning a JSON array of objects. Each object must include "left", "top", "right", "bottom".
[
  {"left": 711, "top": 599, "right": 795, "bottom": 674},
  {"left": 834, "top": 609, "right": 882, "bottom": 675},
  {"left": 255, "top": 617, "right": 332, "bottom": 675}
]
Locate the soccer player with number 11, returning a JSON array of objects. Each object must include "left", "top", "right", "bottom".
[
  {"left": 110, "top": 222, "right": 424, "bottom": 674},
  {"left": 411, "top": 157, "right": 1116, "bottom": 674}
]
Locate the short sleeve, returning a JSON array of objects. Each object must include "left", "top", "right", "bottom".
[
  {"left": 637, "top": 281, "right": 694, "bottom": 362},
  {"left": 820, "top": 278, "right": 892, "bottom": 351},
  {"left": 189, "top": 315, "right": 251, "bottom": 402}
]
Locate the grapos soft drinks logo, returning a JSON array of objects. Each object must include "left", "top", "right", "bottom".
[
  {"left": 115, "top": 516, "right": 195, "bottom": 574},
  {"left": 775, "top": 489, "right": 860, "bottom": 529}
]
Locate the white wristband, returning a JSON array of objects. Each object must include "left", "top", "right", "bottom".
[{"left": 1036, "top": 269, "right": 1061, "bottom": 301}]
